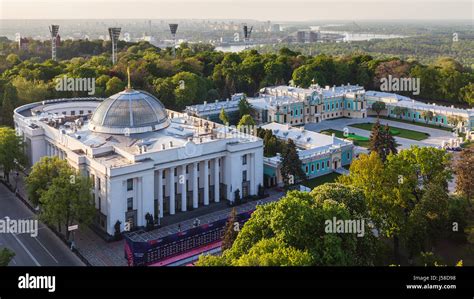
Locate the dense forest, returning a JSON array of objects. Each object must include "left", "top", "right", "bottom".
[
  {"left": 0, "top": 38, "right": 472, "bottom": 127},
  {"left": 259, "top": 36, "right": 474, "bottom": 68}
]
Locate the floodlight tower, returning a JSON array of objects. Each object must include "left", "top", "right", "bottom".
[
  {"left": 243, "top": 24, "right": 253, "bottom": 49},
  {"left": 169, "top": 24, "right": 178, "bottom": 58},
  {"left": 49, "top": 25, "right": 60, "bottom": 61},
  {"left": 108, "top": 27, "right": 121, "bottom": 64}
]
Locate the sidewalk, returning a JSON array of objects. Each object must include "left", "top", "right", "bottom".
[{"left": 7, "top": 170, "right": 285, "bottom": 266}]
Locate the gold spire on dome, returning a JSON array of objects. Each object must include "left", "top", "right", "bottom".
[{"left": 126, "top": 66, "right": 132, "bottom": 90}]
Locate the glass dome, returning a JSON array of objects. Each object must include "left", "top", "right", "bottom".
[{"left": 89, "top": 89, "right": 170, "bottom": 134}]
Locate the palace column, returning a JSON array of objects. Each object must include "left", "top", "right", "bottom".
[
  {"left": 181, "top": 165, "right": 187, "bottom": 212},
  {"left": 203, "top": 160, "right": 209, "bottom": 205},
  {"left": 192, "top": 162, "right": 198, "bottom": 209},
  {"left": 169, "top": 167, "right": 175, "bottom": 215},
  {"left": 158, "top": 169, "right": 163, "bottom": 218},
  {"left": 214, "top": 158, "right": 220, "bottom": 202}
]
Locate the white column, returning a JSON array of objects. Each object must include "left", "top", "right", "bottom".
[
  {"left": 181, "top": 165, "right": 187, "bottom": 212},
  {"left": 169, "top": 167, "right": 175, "bottom": 215},
  {"left": 193, "top": 162, "right": 198, "bottom": 209},
  {"left": 214, "top": 158, "right": 220, "bottom": 202},
  {"left": 250, "top": 153, "right": 256, "bottom": 195},
  {"left": 158, "top": 169, "right": 163, "bottom": 218},
  {"left": 203, "top": 160, "right": 209, "bottom": 205}
]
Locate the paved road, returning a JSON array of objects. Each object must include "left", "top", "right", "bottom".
[
  {"left": 305, "top": 117, "right": 454, "bottom": 150},
  {"left": 0, "top": 183, "right": 84, "bottom": 266}
]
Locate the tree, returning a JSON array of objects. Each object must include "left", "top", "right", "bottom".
[
  {"left": 219, "top": 108, "right": 229, "bottom": 125},
  {"left": 381, "top": 124, "right": 398, "bottom": 160},
  {"left": 0, "top": 127, "right": 27, "bottom": 182},
  {"left": 460, "top": 83, "right": 474, "bottom": 106},
  {"left": 371, "top": 101, "right": 386, "bottom": 118},
  {"left": 198, "top": 186, "right": 380, "bottom": 266},
  {"left": 237, "top": 114, "right": 256, "bottom": 135},
  {"left": 39, "top": 167, "right": 95, "bottom": 240},
  {"left": 280, "top": 139, "right": 306, "bottom": 187},
  {"left": 172, "top": 72, "right": 207, "bottom": 110},
  {"left": 421, "top": 110, "right": 434, "bottom": 124},
  {"left": 447, "top": 115, "right": 463, "bottom": 127},
  {"left": 339, "top": 147, "right": 452, "bottom": 264},
  {"left": 1, "top": 84, "right": 17, "bottom": 127},
  {"left": 453, "top": 147, "right": 474, "bottom": 203},
  {"left": 0, "top": 248, "right": 15, "bottom": 266},
  {"left": 25, "top": 156, "right": 70, "bottom": 206},
  {"left": 105, "top": 77, "right": 125, "bottom": 96},
  {"left": 369, "top": 121, "right": 398, "bottom": 162},
  {"left": 222, "top": 208, "right": 239, "bottom": 251},
  {"left": 405, "top": 183, "right": 450, "bottom": 259},
  {"left": 238, "top": 97, "right": 252, "bottom": 118},
  {"left": 391, "top": 106, "right": 407, "bottom": 119}
]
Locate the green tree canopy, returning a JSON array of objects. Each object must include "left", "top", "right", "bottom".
[
  {"left": 25, "top": 156, "right": 71, "bottom": 206},
  {"left": 280, "top": 139, "right": 306, "bottom": 187},
  {"left": 0, "top": 248, "right": 15, "bottom": 266},
  {"left": 39, "top": 166, "right": 95, "bottom": 239},
  {"left": 198, "top": 185, "right": 380, "bottom": 266},
  {"left": 0, "top": 127, "right": 27, "bottom": 181}
]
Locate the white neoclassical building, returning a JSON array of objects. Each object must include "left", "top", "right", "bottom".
[{"left": 14, "top": 89, "right": 263, "bottom": 236}]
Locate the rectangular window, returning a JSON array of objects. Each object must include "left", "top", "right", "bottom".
[
  {"left": 311, "top": 164, "right": 315, "bottom": 172},
  {"left": 327, "top": 161, "right": 330, "bottom": 168},
  {"left": 127, "top": 178, "right": 133, "bottom": 191},
  {"left": 97, "top": 178, "right": 101, "bottom": 191},
  {"left": 98, "top": 197, "right": 101, "bottom": 212},
  {"left": 322, "top": 162, "right": 325, "bottom": 169},
  {"left": 71, "top": 111, "right": 76, "bottom": 116},
  {"left": 127, "top": 197, "right": 133, "bottom": 211},
  {"left": 347, "top": 152, "right": 350, "bottom": 159},
  {"left": 242, "top": 170, "right": 247, "bottom": 182},
  {"left": 242, "top": 155, "right": 247, "bottom": 165},
  {"left": 316, "top": 163, "right": 320, "bottom": 170},
  {"left": 79, "top": 110, "right": 84, "bottom": 115},
  {"left": 174, "top": 168, "right": 177, "bottom": 176}
]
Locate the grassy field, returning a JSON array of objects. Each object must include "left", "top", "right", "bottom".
[
  {"left": 303, "top": 172, "right": 341, "bottom": 190},
  {"left": 378, "top": 116, "right": 453, "bottom": 132},
  {"left": 321, "top": 129, "right": 370, "bottom": 148},
  {"left": 349, "top": 123, "right": 430, "bottom": 141}
]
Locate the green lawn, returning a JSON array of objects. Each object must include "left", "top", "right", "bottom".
[
  {"left": 320, "top": 129, "right": 370, "bottom": 148},
  {"left": 378, "top": 116, "right": 453, "bottom": 132},
  {"left": 349, "top": 123, "right": 430, "bottom": 141},
  {"left": 303, "top": 172, "right": 341, "bottom": 190}
]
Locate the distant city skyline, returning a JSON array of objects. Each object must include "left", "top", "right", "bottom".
[{"left": 1, "top": 0, "right": 472, "bottom": 21}]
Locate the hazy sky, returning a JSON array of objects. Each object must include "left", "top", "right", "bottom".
[{"left": 1, "top": 0, "right": 472, "bottom": 21}]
